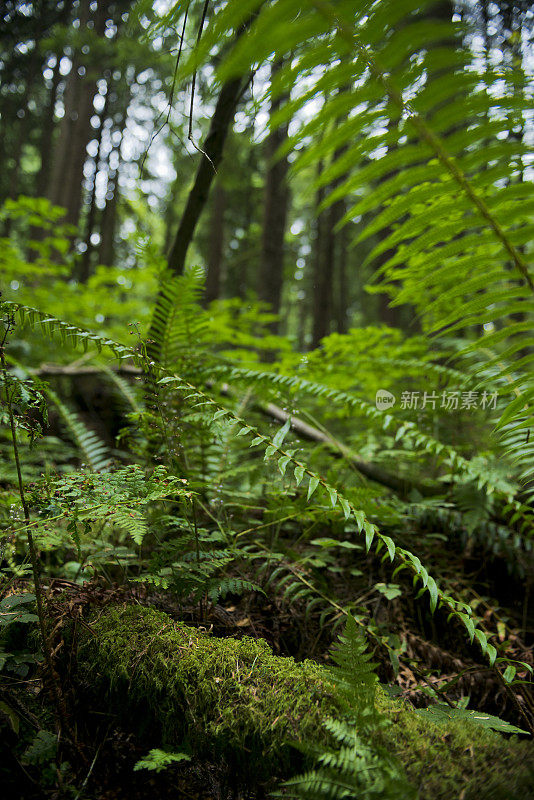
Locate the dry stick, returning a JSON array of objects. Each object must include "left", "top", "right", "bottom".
[{"left": 0, "top": 342, "right": 71, "bottom": 739}]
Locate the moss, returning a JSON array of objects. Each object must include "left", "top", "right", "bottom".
[
  {"left": 77, "top": 604, "right": 534, "bottom": 795},
  {"left": 376, "top": 691, "right": 534, "bottom": 799},
  {"left": 78, "top": 604, "right": 337, "bottom": 779}
]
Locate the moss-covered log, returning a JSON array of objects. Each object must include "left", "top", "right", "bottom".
[{"left": 76, "top": 605, "right": 534, "bottom": 797}]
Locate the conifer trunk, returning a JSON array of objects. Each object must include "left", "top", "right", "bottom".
[{"left": 257, "top": 60, "right": 290, "bottom": 331}]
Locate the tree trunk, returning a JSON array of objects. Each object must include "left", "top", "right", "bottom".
[
  {"left": 311, "top": 162, "right": 333, "bottom": 349},
  {"left": 204, "top": 181, "right": 226, "bottom": 305},
  {"left": 98, "top": 79, "right": 132, "bottom": 267},
  {"left": 335, "top": 220, "right": 349, "bottom": 333},
  {"left": 36, "top": 56, "right": 62, "bottom": 198},
  {"left": 47, "top": 0, "right": 106, "bottom": 230},
  {"left": 166, "top": 75, "right": 246, "bottom": 276},
  {"left": 74, "top": 605, "right": 534, "bottom": 797},
  {"left": 79, "top": 83, "right": 110, "bottom": 281},
  {"left": 257, "top": 61, "right": 290, "bottom": 331}
]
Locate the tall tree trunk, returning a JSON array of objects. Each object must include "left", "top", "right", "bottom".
[
  {"left": 166, "top": 74, "right": 246, "bottom": 276},
  {"left": 5, "top": 47, "right": 42, "bottom": 201},
  {"left": 311, "top": 162, "right": 332, "bottom": 349},
  {"left": 47, "top": 0, "right": 106, "bottom": 230},
  {"left": 257, "top": 61, "right": 290, "bottom": 331},
  {"left": 79, "top": 83, "right": 110, "bottom": 282},
  {"left": 98, "top": 76, "right": 132, "bottom": 268},
  {"left": 335, "top": 221, "right": 349, "bottom": 334},
  {"left": 36, "top": 56, "right": 62, "bottom": 198},
  {"left": 98, "top": 168, "right": 120, "bottom": 268},
  {"left": 204, "top": 182, "right": 226, "bottom": 305}
]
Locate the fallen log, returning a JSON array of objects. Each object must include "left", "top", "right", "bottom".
[
  {"left": 75, "top": 604, "right": 534, "bottom": 797},
  {"left": 33, "top": 362, "right": 440, "bottom": 497}
]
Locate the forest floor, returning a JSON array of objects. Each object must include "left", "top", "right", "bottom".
[{"left": 1, "top": 536, "right": 534, "bottom": 799}]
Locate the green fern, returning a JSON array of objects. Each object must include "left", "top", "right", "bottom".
[
  {"left": 283, "top": 615, "right": 415, "bottom": 800},
  {"left": 147, "top": 265, "right": 209, "bottom": 367},
  {"left": 162, "top": 0, "right": 533, "bottom": 495},
  {"left": 45, "top": 388, "right": 111, "bottom": 472}
]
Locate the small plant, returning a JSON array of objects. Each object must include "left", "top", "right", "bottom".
[
  {"left": 283, "top": 616, "right": 414, "bottom": 800},
  {"left": 133, "top": 748, "right": 191, "bottom": 773}
]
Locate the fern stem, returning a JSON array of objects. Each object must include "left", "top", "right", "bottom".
[{"left": 0, "top": 339, "right": 71, "bottom": 739}]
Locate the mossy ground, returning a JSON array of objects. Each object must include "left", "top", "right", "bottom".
[{"left": 77, "top": 604, "right": 534, "bottom": 797}]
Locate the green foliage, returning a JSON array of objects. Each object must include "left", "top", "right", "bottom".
[
  {"left": 1, "top": 297, "right": 526, "bottom": 674},
  {"left": 284, "top": 616, "right": 414, "bottom": 800},
  {"left": 136, "top": 515, "right": 263, "bottom": 602},
  {"left": 79, "top": 605, "right": 534, "bottom": 798},
  {"left": 31, "top": 464, "right": 191, "bottom": 547},
  {"left": 167, "top": 0, "right": 534, "bottom": 495},
  {"left": 414, "top": 703, "right": 528, "bottom": 736},
  {"left": 79, "top": 604, "right": 338, "bottom": 780},
  {"left": 44, "top": 388, "right": 111, "bottom": 473},
  {"left": 2, "top": 5, "right": 534, "bottom": 782},
  {"left": 0, "top": 593, "right": 39, "bottom": 678},
  {"left": 23, "top": 730, "right": 57, "bottom": 766},
  {"left": 148, "top": 265, "right": 208, "bottom": 367},
  {"left": 133, "top": 748, "right": 190, "bottom": 773}
]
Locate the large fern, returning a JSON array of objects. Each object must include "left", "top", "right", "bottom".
[{"left": 158, "top": 0, "right": 533, "bottom": 494}]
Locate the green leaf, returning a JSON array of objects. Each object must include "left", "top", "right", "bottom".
[
  {"left": 278, "top": 455, "right": 291, "bottom": 476},
  {"left": 427, "top": 576, "right": 438, "bottom": 614},
  {"left": 294, "top": 464, "right": 305, "bottom": 486},
  {"left": 311, "top": 538, "right": 360, "bottom": 550},
  {"left": 415, "top": 704, "right": 528, "bottom": 735},
  {"left": 365, "top": 524, "right": 375, "bottom": 552},
  {"left": 327, "top": 486, "right": 338, "bottom": 508},
  {"left": 474, "top": 629, "right": 488, "bottom": 655},
  {"left": 486, "top": 643, "right": 497, "bottom": 667},
  {"left": 375, "top": 582, "right": 402, "bottom": 600},
  {"left": 339, "top": 497, "right": 351, "bottom": 519},
  {"left": 307, "top": 476, "right": 320, "bottom": 500},
  {"left": 382, "top": 536, "right": 395, "bottom": 561},
  {"left": 133, "top": 748, "right": 191, "bottom": 773},
  {"left": 272, "top": 419, "right": 291, "bottom": 448},
  {"left": 459, "top": 612, "right": 475, "bottom": 644}
]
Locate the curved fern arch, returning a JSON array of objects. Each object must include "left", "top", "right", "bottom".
[{"left": 4, "top": 297, "right": 530, "bottom": 681}]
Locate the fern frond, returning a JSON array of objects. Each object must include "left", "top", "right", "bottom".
[
  {"left": 1, "top": 300, "right": 134, "bottom": 361},
  {"left": 166, "top": 0, "right": 534, "bottom": 492},
  {"left": 45, "top": 388, "right": 111, "bottom": 472},
  {"left": 283, "top": 616, "right": 415, "bottom": 800},
  {"left": 98, "top": 363, "right": 144, "bottom": 415},
  {"left": 147, "top": 265, "right": 209, "bottom": 368}
]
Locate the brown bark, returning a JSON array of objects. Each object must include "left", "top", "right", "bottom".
[
  {"left": 311, "top": 162, "right": 332, "bottom": 349},
  {"left": 36, "top": 56, "right": 62, "bottom": 198},
  {"left": 98, "top": 78, "right": 132, "bottom": 268},
  {"left": 166, "top": 75, "right": 246, "bottom": 276},
  {"left": 98, "top": 166, "right": 120, "bottom": 268},
  {"left": 204, "top": 182, "right": 226, "bottom": 304},
  {"left": 257, "top": 61, "right": 290, "bottom": 330},
  {"left": 79, "top": 84, "right": 110, "bottom": 281},
  {"left": 335, "top": 220, "right": 349, "bottom": 334},
  {"left": 47, "top": 0, "right": 106, "bottom": 229}
]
